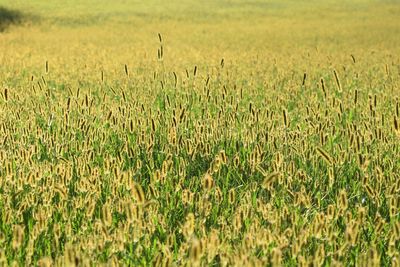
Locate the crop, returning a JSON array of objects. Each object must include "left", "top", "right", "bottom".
[{"left": 0, "top": 1, "right": 400, "bottom": 266}]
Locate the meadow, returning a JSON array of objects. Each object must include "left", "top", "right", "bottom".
[{"left": 0, "top": 0, "right": 400, "bottom": 266}]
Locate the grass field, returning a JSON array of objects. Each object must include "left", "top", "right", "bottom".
[{"left": 1, "top": 0, "right": 400, "bottom": 266}]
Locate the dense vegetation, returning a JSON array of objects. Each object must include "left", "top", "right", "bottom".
[{"left": 0, "top": 1, "right": 399, "bottom": 266}]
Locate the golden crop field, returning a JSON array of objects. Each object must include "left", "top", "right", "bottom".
[{"left": 0, "top": 0, "right": 400, "bottom": 266}]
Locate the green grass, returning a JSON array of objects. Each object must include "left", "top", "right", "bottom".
[{"left": 0, "top": 0, "right": 400, "bottom": 266}]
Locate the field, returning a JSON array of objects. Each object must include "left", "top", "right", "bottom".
[{"left": 1, "top": 0, "right": 400, "bottom": 266}]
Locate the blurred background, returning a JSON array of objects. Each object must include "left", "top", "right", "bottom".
[{"left": 0, "top": 0, "right": 399, "bottom": 78}]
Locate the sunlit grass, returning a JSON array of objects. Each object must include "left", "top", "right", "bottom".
[{"left": 0, "top": 0, "right": 400, "bottom": 266}]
